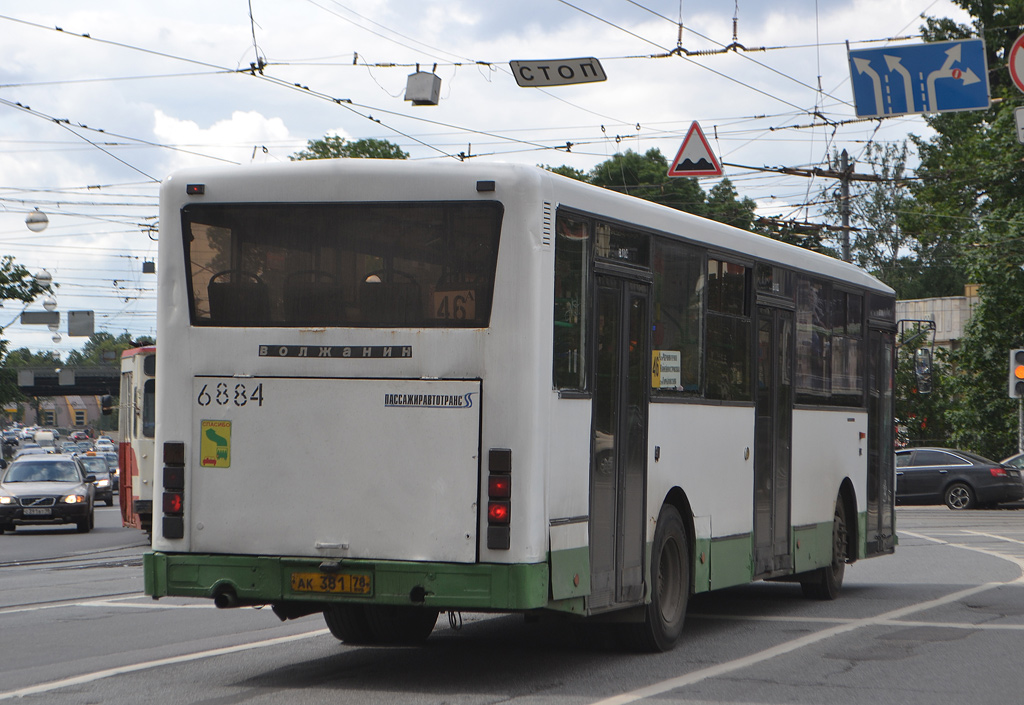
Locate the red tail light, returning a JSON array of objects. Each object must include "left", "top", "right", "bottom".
[
  {"left": 163, "top": 492, "right": 184, "bottom": 514},
  {"left": 162, "top": 441, "right": 186, "bottom": 539},
  {"left": 990, "top": 467, "right": 1008, "bottom": 477},
  {"left": 486, "top": 448, "right": 511, "bottom": 549},
  {"left": 488, "top": 475, "right": 511, "bottom": 498},
  {"left": 487, "top": 501, "right": 510, "bottom": 524}
]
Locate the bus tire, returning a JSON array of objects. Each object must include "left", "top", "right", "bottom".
[
  {"left": 800, "top": 498, "right": 847, "bottom": 600},
  {"left": 621, "top": 504, "right": 689, "bottom": 652},
  {"left": 323, "top": 604, "right": 375, "bottom": 644},
  {"left": 364, "top": 605, "right": 439, "bottom": 645}
]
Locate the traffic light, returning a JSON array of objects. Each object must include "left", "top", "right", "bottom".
[{"left": 1010, "top": 349, "right": 1024, "bottom": 398}]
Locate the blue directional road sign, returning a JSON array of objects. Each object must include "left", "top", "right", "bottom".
[{"left": 848, "top": 39, "right": 989, "bottom": 118}]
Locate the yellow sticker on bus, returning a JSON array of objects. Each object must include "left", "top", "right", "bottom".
[{"left": 200, "top": 420, "right": 231, "bottom": 468}]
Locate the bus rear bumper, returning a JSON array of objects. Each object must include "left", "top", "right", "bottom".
[{"left": 144, "top": 552, "right": 550, "bottom": 612}]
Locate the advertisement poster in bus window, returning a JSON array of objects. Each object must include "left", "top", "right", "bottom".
[{"left": 200, "top": 420, "right": 231, "bottom": 467}]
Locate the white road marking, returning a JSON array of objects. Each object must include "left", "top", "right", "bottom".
[
  {"left": 0, "top": 629, "right": 329, "bottom": 700},
  {"left": 589, "top": 529, "right": 1024, "bottom": 705}
]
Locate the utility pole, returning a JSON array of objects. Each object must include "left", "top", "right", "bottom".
[
  {"left": 840, "top": 149, "right": 851, "bottom": 263},
  {"left": 728, "top": 154, "right": 888, "bottom": 263}
]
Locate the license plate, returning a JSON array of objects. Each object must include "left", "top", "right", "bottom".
[
  {"left": 290, "top": 572, "right": 372, "bottom": 595},
  {"left": 23, "top": 507, "right": 52, "bottom": 516}
]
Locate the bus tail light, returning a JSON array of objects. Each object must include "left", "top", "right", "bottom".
[
  {"left": 487, "top": 448, "right": 511, "bottom": 550},
  {"left": 162, "top": 441, "right": 186, "bottom": 539}
]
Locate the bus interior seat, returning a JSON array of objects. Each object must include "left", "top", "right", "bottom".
[
  {"left": 359, "top": 274, "right": 421, "bottom": 325},
  {"left": 283, "top": 270, "right": 345, "bottom": 325},
  {"left": 207, "top": 270, "right": 270, "bottom": 325}
]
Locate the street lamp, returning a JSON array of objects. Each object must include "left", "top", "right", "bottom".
[{"left": 25, "top": 209, "right": 49, "bottom": 233}]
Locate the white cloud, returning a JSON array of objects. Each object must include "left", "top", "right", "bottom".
[{"left": 151, "top": 109, "right": 294, "bottom": 173}]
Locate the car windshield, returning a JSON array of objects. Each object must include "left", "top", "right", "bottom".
[
  {"left": 4, "top": 461, "right": 81, "bottom": 483},
  {"left": 78, "top": 457, "right": 108, "bottom": 475}
]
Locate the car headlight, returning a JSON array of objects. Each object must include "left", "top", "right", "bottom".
[
  {"left": 61, "top": 494, "right": 87, "bottom": 504},
  {"left": 0, "top": 495, "right": 13, "bottom": 505},
  {"left": 96, "top": 479, "right": 110, "bottom": 488}
]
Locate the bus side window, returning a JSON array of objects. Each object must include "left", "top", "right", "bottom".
[{"left": 553, "top": 214, "right": 588, "bottom": 392}]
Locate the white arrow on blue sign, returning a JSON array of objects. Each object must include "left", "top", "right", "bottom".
[{"left": 848, "top": 39, "right": 989, "bottom": 118}]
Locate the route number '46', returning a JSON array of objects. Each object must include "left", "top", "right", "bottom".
[{"left": 197, "top": 382, "right": 264, "bottom": 407}]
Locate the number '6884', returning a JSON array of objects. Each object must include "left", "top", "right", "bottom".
[{"left": 196, "top": 382, "right": 264, "bottom": 407}]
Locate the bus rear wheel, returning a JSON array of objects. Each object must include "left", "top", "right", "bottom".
[
  {"left": 620, "top": 503, "right": 689, "bottom": 652},
  {"left": 323, "top": 604, "right": 375, "bottom": 644},
  {"left": 800, "top": 498, "right": 847, "bottom": 600},
  {"left": 364, "top": 605, "right": 439, "bottom": 645}
]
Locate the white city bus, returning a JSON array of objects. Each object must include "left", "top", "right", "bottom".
[
  {"left": 119, "top": 345, "right": 156, "bottom": 534},
  {"left": 145, "top": 159, "right": 896, "bottom": 651}
]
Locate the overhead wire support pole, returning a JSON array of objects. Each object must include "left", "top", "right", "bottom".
[{"left": 840, "top": 148, "right": 851, "bottom": 263}]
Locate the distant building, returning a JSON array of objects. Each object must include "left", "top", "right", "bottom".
[
  {"left": 896, "top": 285, "right": 979, "bottom": 351},
  {"left": 5, "top": 395, "right": 104, "bottom": 430}
]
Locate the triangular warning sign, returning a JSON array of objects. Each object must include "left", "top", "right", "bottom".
[{"left": 667, "top": 121, "right": 722, "bottom": 178}]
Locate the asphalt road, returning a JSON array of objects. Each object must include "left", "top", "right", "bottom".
[{"left": 2, "top": 505, "right": 1024, "bottom": 704}]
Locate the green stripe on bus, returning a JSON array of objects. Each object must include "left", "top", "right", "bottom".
[
  {"left": 145, "top": 552, "right": 550, "bottom": 611},
  {"left": 709, "top": 534, "right": 754, "bottom": 589}
]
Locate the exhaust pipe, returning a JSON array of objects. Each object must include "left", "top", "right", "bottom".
[{"left": 213, "top": 586, "right": 239, "bottom": 609}]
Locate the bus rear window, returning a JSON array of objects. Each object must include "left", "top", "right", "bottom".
[{"left": 183, "top": 201, "right": 502, "bottom": 328}]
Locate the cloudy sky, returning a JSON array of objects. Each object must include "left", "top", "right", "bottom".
[{"left": 0, "top": 0, "right": 974, "bottom": 354}]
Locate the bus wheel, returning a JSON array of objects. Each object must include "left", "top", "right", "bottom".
[
  {"left": 621, "top": 504, "right": 689, "bottom": 652},
  {"left": 364, "top": 605, "right": 439, "bottom": 645},
  {"left": 323, "top": 604, "right": 375, "bottom": 644},
  {"left": 800, "top": 498, "right": 847, "bottom": 600}
]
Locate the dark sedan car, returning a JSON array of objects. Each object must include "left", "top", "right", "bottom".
[
  {"left": 76, "top": 454, "right": 114, "bottom": 506},
  {"left": 0, "top": 454, "right": 96, "bottom": 532},
  {"left": 896, "top": 447, "right": 1024, "bottom": 510}
]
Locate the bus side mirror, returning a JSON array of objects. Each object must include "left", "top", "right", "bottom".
[
  {"left": 101, "top": 395, "right": 115, "bottom": 415},
  {"left": 914, "top": 348, "right": 932, "bottom": 395}
]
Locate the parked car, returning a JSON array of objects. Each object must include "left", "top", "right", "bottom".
[
  {"left": 1001, "top": 452, "right": 1024, "bottom": 470},
  {"left": 0, "top": 454, "right": 96, "bottom": 533},
  {"left": 76, "top": 454, "right": 114, "bottom": 506},
  {"left": 896, "top": 447, "right": 1024, "bottom": 510}
]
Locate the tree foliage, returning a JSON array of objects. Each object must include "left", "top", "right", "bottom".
[
  {"left": 0, "top": 258, "right": 55, "bottom": 405},
  {"left": 902, "top": 1, "right": 1024, "bottom": 459},
  {"left": 547, "top": 148, "right": 759, "bottom": 230},
  {"left": 290, "top": 136, "right": 409, "bottom": 161},
  {"left": 64, "top": 332, "right": 152, "bottom": 366}
]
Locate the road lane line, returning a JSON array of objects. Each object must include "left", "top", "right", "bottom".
[
  {"left": 590, "top": 528, "right": 1024, "bottom": 705},
  {"left": 0, "top": 629, "right": 329, "bottom": 700},
  {"left": 589, "top": 582, "right": 1003, "bottom": 705}
]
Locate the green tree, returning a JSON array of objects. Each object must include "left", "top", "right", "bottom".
[
  {"left": 0, "top": 260, "right": 55, "bottom": 405},
  {"left": 587, "top": 148, "right": 710, "bottom": 216},
  {"left": 557, "top": 148, "right": 759, "bottom": 230},
  {"left": 290, "top": 136, "right": 409, "bottom": 161},
  {"left": 64, "top": 332, "right": 147, "bottom": 366},
  {"left": 908, "top": 2, "right": 1024, "bottom": 459},
  {"left": 895, "top": 333, "right": 953, "bottom": 447},
  {"left": 542, "top": 164, "right": 587, "bottom": 181}
]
